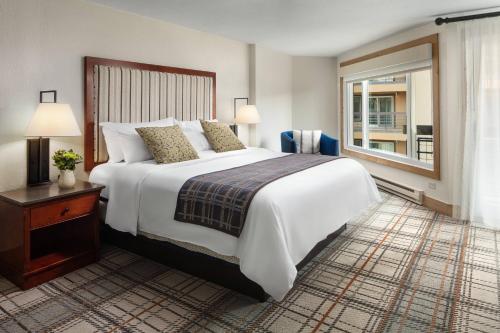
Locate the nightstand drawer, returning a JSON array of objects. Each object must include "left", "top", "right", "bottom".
[{"left": 30, "top": 194, "right": 96, "bottom": 229}]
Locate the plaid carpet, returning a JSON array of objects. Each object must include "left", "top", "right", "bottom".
[{"left": 0, "top": 193, "right": 498, "bottom": 332}]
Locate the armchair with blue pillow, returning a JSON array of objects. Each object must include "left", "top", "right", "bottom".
[{"left": 281, "top": 131, "right": 339, "bottom": 156}]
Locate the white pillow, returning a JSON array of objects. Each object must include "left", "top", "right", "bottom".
[
  {"left": 118, "top": 132, "right": 153, "bottom": 163},
  {"left": 175, "top": 119, "right": 203, "bottom": 131},
  {"left": 175, "top": 119, "right": 218, "bottom": 131},
  {"left": 182, "top": 128, "right": 211, "bottom": 152},
  {"left": 100, "top": 118, "right": 174, "bottom": 162},
  {"left": 101, "top": 126, "right": 124, "bottom": 163},
  {"left": 293, "top": 130, "right": 322, "bottom": 154},
  {"left": 175, "top": 119, "right": 218, "bottom": 152}
]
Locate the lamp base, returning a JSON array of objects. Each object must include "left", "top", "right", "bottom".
[
  {"left": 27, "top": 138, "right": 51, "bottom": 186},
  {"left": 229, "top": 124, "right": 238, "bottom": 136}
]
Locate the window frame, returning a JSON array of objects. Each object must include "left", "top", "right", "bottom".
[{"left": 339, "top": 34, "right": 440, "bottom": 180}]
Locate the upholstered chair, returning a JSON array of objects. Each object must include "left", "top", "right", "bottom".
[{"left": 280, "top": 131, "right": 339, "bottom": 156}]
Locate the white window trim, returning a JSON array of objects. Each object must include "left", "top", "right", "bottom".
[{"left": 343, "top": 65, "right": 434, "bottom": 171}]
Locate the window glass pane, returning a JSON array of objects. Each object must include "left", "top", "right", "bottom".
[
  {"left": 352, "top": 83, "right": 362, "bottom": 147},
  {"left": 368, "top": 98, "right": 377, "bottom": 125},
  {"left": 353, "top": 95, "right": 361, "bottom": 120},
  {"left": 370, "top": 141, "right": 395, "bottom": 152},
  {"left": 379, "top": 97, "right": 393, "bottom": 126},
  {"left": 412, "top": 69, "right": 433, "bottom": 165},
  {"left": 368, "top": 74, "right": 408, "bottom": 156}
]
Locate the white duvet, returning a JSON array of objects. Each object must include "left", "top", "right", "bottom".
[{"left": 90, "top": 148, "right": 381, "bottom": 300}]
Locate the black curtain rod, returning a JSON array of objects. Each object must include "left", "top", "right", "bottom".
[{"left": 435, "top": 10, "right": 500, "bottom": 25}]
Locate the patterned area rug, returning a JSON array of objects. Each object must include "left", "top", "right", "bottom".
[{"left": 0, "top": 193, "right": 498, "bottom": 332}]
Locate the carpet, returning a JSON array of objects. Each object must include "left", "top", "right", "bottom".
[{"left": 0, "top": 193, "right": 498, "bottom": 332}]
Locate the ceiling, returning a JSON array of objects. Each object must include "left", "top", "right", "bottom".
[{"left": 88, "top": 0, "right": 500, "bottom": 56}]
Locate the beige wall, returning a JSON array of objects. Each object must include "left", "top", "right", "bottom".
[
  {"left": 338, "top": 23, "right": 461, "bottom": 204},
  {"left": 292, "top": 57, "right": 337, "bottom": 137},
  {"left": 251, "top": 45, "right": 293, "bottom": 151},
  {"left": 0, "top": 0, "right": 252, "bottom": 191}
]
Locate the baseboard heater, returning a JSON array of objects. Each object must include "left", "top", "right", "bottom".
[{"left": 371, "top": 175, "right": 424, "bottom": 204}]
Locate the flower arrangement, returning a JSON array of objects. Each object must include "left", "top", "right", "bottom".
[{"left": 52, "top": 149, "right": 83, "bottom": 171}]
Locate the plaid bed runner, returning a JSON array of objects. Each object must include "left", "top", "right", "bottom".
[{"left": 174, "top": 154, "right": 344, "bottom": 237}]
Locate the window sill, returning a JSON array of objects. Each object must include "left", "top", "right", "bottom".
[{"left": 341, "top": 146, "right": 440, "bottom": 180}]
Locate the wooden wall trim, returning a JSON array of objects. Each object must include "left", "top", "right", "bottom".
[
  {"left": 423, "top": 195, "right": 453, "bottom": 217},
  {"left": 339, "top": 34, "right": 440, "bottom": 180},
  {"left": 84, "top": 57, "right": 217, "bottom": 172},
  {"left": 339, "top": 34, "right": 439, "bottom": 67}
]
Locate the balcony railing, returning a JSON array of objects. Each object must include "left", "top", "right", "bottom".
[
  {"left": 353, "top": 112, "right": 407, "bottom": 133},
  {"left": 369, "top": 77, "right": 407, "bottom": 84}
]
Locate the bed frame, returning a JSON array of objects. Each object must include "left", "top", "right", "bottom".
[
  {"left": 85, "top": 57, "right": 346, "bottom": 301},
  {"left": 84, "top": 56, "right": 216, "bottom": 171},
  {"left": 102, "top": 222, "right": 346, "bottom": 301}
]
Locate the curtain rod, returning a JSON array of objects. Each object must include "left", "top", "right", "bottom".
[{"left": 435, "top": 10, "right": 500, "bottom": 25}]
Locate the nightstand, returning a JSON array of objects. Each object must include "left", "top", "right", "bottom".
[{"left": 0, "top": 180, "right": 104, "bottom": 289}]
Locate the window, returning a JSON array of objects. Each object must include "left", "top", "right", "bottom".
[
  {"left": 368, "top": 96, "right": 394, "bottom": 127},
  {"left": 370, "top": 141, "right": 395, "bottom": 152},
  {"left": 346, "top": 69, "right": 433, "bottom": 163},
  {"left": 340, "top": 35, "right": 440, "bottom": 179}
]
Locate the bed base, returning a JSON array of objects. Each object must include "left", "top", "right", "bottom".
[{"left": 101, "top": 223, "right": 346, "bottom": 302}]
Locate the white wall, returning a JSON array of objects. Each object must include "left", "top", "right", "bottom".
[
  {"left": 0, "top": 0, "right": 251, "bottom": 191},
  {"left": 337, "top": 23, "right": 461, "bottom": 204},
  {"left": 250, "top": 45, "right": 293, "bottom": 151},
  {"left": 292, "top": 57, "right": 337, "bottom": 137}
]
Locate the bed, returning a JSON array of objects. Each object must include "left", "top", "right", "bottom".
[{"left": 84, "top": 57, "right": 381, "bottom": 301}]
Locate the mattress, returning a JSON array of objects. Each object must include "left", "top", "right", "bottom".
[{"left": 90, "top": 147, "right": 381, "bottom": 300}]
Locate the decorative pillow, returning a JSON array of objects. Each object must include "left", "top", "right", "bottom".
[
  {"left": 200, "top": 120, "right": 246, "bottom": 153},
  {"left": 136, "top": 125, "right": 199, "bottom": 164},
  {"left": 293, "top": 130, "right": 322, "bottom": 154},
  {"left": 100, "top": 117, "right": 174, "bottom": 162}
]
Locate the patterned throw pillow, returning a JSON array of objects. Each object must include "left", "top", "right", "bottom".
[
  {"left": 200, "top": 120, "right": 246, "bottom": 153},
  {"left": 136, "top": 125, "right": 199, "bottom": 164},
  {"left": 293, "top": 130, "right": 322, "bottom": 154}
]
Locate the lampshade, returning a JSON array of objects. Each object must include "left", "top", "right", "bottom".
[
  {"left": 235, "top": 105, "right": 261, "bottom": 124},
  {"left": 25, "top": 103, "right": 81, "bottom": 137}
]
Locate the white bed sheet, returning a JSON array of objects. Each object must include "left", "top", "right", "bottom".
[{"left": 89, "top": 148, "right": 381, "bottom": 300}]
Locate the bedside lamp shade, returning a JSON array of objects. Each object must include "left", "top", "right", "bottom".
[
  {"left": 26, "top": 103, "right": 81, "bottom": 137},
  {"left": 25, "top": 103, "right": 81, "bottom": 186},
  {"left": 235, "top": 105, "right": 261, "bottom": 124}
]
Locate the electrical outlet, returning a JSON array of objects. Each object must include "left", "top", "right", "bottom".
[{"left": 428, "top": 182, "right": 436, "bottom": 190}]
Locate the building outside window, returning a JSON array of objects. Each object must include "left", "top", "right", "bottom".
[{"left": 345, "top": 67, "right": 433, "bottom": 166}]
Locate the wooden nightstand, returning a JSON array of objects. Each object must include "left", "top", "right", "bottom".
[{"left": 0, "top": 180, "right": 104, "bottom": 289}]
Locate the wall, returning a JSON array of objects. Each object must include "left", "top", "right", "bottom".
[
  {"left": 250, "top": 45, "right": 293, "bottom": 151},
  {"left": 0, "top": 0, "right": 250, "bottom": 191},
  {"left": 292, "top": 57, "right": 337, "bottom": 137},
  {"left": 337, "top": 23, "right": 461, "bottom": 204}
]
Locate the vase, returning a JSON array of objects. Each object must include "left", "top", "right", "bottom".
[{"left": 58, "top": 170, "right": 76, "bottom": 189}]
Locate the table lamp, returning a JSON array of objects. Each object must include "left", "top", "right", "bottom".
[
  {"left": 235, "top": 105, "right": 260, "bottom": 146},
  {"left": 25, "top": 103, "right": 81, "bottom": 186}
]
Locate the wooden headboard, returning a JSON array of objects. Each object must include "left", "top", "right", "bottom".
[{"left": 84, "top": 56, "right": 216, "bottom": 171}]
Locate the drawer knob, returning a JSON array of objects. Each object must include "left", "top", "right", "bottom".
[{"left": 61, "top": 207, "right": 70, "bottom": 216}]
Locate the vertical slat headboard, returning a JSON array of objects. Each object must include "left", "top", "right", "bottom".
[{"left": 84, "top": 57, "right": 216, "bottom": 171}]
